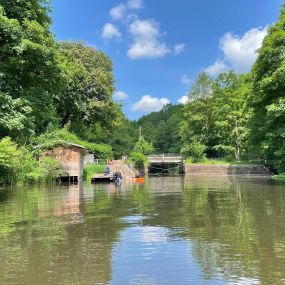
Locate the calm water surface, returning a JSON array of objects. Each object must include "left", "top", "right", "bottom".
[{"left": 0, "top": 176, "right": 285, "bottom": 285}]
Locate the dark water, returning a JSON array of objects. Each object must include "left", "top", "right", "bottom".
[{"left": 0, "top": 175, "right": 285, "bottom": 285}]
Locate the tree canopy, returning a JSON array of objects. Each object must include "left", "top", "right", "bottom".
[{"left": 249, "top": 6, "right": 285, "bottom": 170}]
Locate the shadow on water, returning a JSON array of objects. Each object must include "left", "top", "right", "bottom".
[
  {"left": 0, "top": 188, "right": 10, "bottom": 203},
  {"left": 0, "top": 175, "right": 284, "bottom": 284}
]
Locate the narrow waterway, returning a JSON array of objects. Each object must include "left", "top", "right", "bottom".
[{"left": 0, "top": 175, "right": 285, "bottom": 284}]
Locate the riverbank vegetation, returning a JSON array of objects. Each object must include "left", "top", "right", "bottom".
[
  {"left": 83, "top": 164, "right": 105, "bottom": 181},
  {"left": 0, "top": 137, "right": 64, "bottom": 184},
  {"left": 1, "top": 0, "right": 285, "bottom": 184}
]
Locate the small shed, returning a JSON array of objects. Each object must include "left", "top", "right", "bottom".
[{"left": 40, "top": 143, "right": 86, "bottom": 182}]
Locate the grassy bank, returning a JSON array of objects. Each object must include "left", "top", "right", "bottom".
[
  {"left": 83, "top": 164, "right": 105, "bottom": 181},
  {"left": 273, "top": 173, "right": 285, "bottom": 179}
]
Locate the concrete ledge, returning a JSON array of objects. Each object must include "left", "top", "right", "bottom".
[{"left": 185, "top": 164, "right": 272, "bottom": 175}]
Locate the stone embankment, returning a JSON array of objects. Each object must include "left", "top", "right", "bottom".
[
  {"left": 108, "top": 160, "right": 135, "bottom": 178},
  {"left": 185, "top": 164, "right": 272, "bottom": 175}
]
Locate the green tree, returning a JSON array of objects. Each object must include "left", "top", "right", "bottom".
[
  {"left": 180, "top": 72, "right": 215, "bottom": 159},
  {"left": 249, "top": 5, "right": 285, "bottom": 170},
  {"left": 0, "top": 92, "right": 34, "bottom": 142},
  {"left": 189, "top": 71, "right": 214, "bottom": 101},
  {"left": 181, "top": 71, "right": 250, "bottom": 161},
  {"left": 211, "top": 72, "right": 251, "bottom": 160},
  {"left": 0, "top": 0, "right": 62, "bottom": 135},
  {"left": 181, "top": 141, "right": 206, "bottom": 162},
  {"left": 134, "top": 134, "right": 154, "bottom": 155},
  {"left": 128, "top": 152, "right": 148, "bottom": 168},
  {"left": 136, "top": 104, "right": 183, "bottom": 153},
  {"left": 58, "top": 42, "right": 123, "bottom": 138},
  {"left": 110, "top": 117, "right": 138, "bottom": 159},
  {"left": 0, "top": 137, "right": 19, "bottom": 184}
]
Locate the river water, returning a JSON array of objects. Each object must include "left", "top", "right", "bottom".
[{"left": 0, "top": 175, "right": 285, "bottom": 285}]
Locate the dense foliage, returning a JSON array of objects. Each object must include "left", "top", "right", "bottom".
[
  {"left": 58, "top": 42, "right": 122, "bottom": 137},
  {"left": 248, "top": 7, "right": 285, "bottom": 171},
  {"left": 136, "top": 104, "right": 183, "bottom": 154},
  {"left": 180, "top": 72, "right": 251, "bottom": 162},
  {"left": 0, "top": 0, "right": 122, "bottom": 183},
  {"left": 0, "top": 0, "right": 122, "bottom": 142},
  {"left": 34, "top": 128, "right": 113, "bottom": 159},
  {"left": 0, "top": 137, "right": 63, "bottom": 184},
  {"left": 179, "top": 5, "right": 285, "bottom": 171},
  {"left": 1, "top": 0, "right": 285, "bottom": 184}
]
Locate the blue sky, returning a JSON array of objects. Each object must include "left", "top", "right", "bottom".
[{"left": 51, "top": 0, "right": 283, "bottom": 120}]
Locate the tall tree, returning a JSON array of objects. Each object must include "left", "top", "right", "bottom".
[
  {"left": 0, "top": 92, "right": 34, "bottom": 142},
  {"left": 211, "top": 72, "right": 251, "bottom": 160},
  {"left": 249, "top": 5, "right": 285, "bottom": 169},
  {"left": 58, "top": 42, "right": 122, "bottom": 140},
  {"left": 180, "top": 71, "right": 250, "bottom": 161},
  {"left": 180, "top": 72, "right": 214, "bottom": 161},
  {"left": 0, "top": 0, "right": 62, "bottom": 136}
]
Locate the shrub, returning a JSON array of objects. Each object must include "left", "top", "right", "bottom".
[
  {"left": 134, "top": 136, "right": 154, "bottom": 155},
  {"left": 16, "top": 147, "right": 41, "bottom": 183},
  {"left": 0, "top": 137, "right": 19, "bottom": 184},
  {"left": 81, "top": 142, "right": 112, "bottom": 159},
  {"left": 39, "top": 157, "right": 65, "bottom": 181},
  {"left": 34, "top": 128, "right": 113, "bottom": 159},
  {"left": 182, "top": 141, "right": 206, "bottom": 163},
  {"left": 0, "top": 137, "right": 64, "bottom": 184},
  {"left": 128, "top": 152, "right": 147, "bottom": 169}
]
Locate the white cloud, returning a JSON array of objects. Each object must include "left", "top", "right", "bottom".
[
  {"left": 102, "top": 23, "right": 121, "bottom": 39},
  {"left": 132, "top": 95, "right": 170, "bottom": 112},
  {"left": 109, "top": 3, "right": 126, "bottom": 21},
  {"left": 177, "top": 96, "right": 189, "bottom": 105},
  {"left": 127, "top": 19, "right": 171, "bottom": 59},
  {"left": 114, "top": 90, "right": 129, "bottom": 100},
  {"left": 204, "top": 59, "right": 228, "bottom": 76},
  {"left": 181, "top": 74, "right": 191, "bottom": 85},
  {"left": 220, "top": 27, "right": 267, "bottom": 73},
  {"left": 205, "top": 27, "right": 267, "bottom": 75},
  {"left": 127, "top": 0, "right": 143, "bottom": 9},
  {"left": 174, "top": 43, "right": 185, "bottom": 55}
]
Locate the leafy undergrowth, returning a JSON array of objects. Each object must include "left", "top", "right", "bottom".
[
  {"left": 84, "top": 164, "right": 105, "bottom": 181},
  {"left": 273, "top": 173, "right": 285, "bottom": 179}
]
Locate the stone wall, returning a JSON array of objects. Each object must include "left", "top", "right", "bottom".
[{"left": 185, "top": 164, "right": 272, "bottom": 175}]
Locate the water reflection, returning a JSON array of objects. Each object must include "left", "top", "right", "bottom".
[{"left": 0, "top": 176, "right": 284, "bottom": 284}]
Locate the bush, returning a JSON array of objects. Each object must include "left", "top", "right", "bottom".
[
  {"left": 38, "top": 157, "right": 65, "bottom": 181},
  {"left": 128, "top": 152, "right": 147, "bottom": 168},
  {"left": 34, "top": 128, "right": 113, "bottom": 159},
  {"left": 134, "top": 136, "right": 154, "bottom": 155},
  {"left": 0, "top": 137, "right": 64, "bottom": 184},
  {"left": 16, "top": 147, "right": 41, "bottom": 183},
  {"left": 0, "top": 137, "right": 19, "bottom": 184},
  {"left": 81, "top": 142, "right": 112, "bottom": 159},
  {"left": 182, "top": 141, "right": 206, "bottom": 163}
]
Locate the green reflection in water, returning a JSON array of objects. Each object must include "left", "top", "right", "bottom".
[{"left": 0, "top": 176, "right": 284, "bottom": 284}]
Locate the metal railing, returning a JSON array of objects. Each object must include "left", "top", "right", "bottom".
[{"left": 147, "top": 154, "right": 183, "bottom": 163}]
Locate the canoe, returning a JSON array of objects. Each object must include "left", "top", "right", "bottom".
[{"left": 134, "top": 177, "right": 145, "bottom": 183}]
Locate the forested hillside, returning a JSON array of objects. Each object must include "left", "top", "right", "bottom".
[{"left": 136, "top": 104, "right": 183, "bottom": 154}]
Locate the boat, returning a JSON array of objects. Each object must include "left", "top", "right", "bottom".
[{"left": 134, "top": 177, "right": 145, "bottom": 183}]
